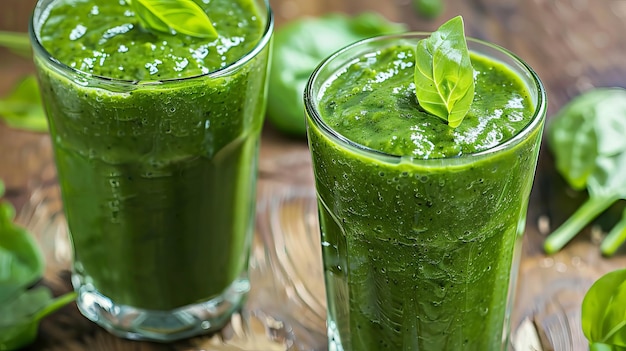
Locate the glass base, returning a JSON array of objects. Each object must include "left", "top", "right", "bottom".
[{"left": 73, "top": 274, "right": 250, "bottom": 342}]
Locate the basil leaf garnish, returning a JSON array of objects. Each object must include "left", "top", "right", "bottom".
[
  {"left": 126, "top": 0, "right": 218, "bottom": 39},
  {"left": 414, "top": 16, "right": 475, "bottom": 128}
]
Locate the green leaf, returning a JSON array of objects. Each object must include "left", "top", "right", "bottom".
[
  {"left": 582, "top": 269, "right": 626, "bottom": 347},
  {"left": 0, "top": 75, "right": 48, "bottom": 133},
  {"left": 126, "top": 0, "right": 218, "bottom": 39},
  {"left": 588, "top": 152, "right": 626, "bottom": 200},
  {"left": 414, "top": 15, "right": 475, "bottom": 128},
  {"left": 0, "top": 201, "right": 45, "bottom": 303},
  {"left": 548, "top": 88, "right": 626, "bottom": 190},
  {"left": 267, "top": 13, "right": 407, "bottom": 136},
  {"left": 0, "top": 31, "right": 31, "bottom": 58},
  {"left": 544, "top": 88, "right": 626, "bottom": 253},
  {"left": 0, "top": 287, "right": 76, "bottom": 351}
]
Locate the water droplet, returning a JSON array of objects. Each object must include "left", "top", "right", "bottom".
[{"left": 480, "top": 307, "right": 489, "bottom": 316}]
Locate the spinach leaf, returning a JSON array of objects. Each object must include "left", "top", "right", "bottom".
[
  {"left": 0, "top": 287, "right": 77, "bottom": 351},
  {"left": 548, "top": 89, "right": 626, "bottom": 190},
  {"left": 544, "top": 88, "right": 626, "bottom": 253},
  {"left": 582, "top": 268, "right": 626, "bottom": 350},
  {"left": 125, "top": 0, "right": 217, "bottom": 39},
  {"left": 267, "top": 13, "right": 406, "bottom": 136},
  {"left": 0, "top": 31, "right": 31, "bottom": 58},
  {"left": 0, "top": 33, "right": 48, "bottom": 133},
  {"left": 0, "top": 75, "right": 48, "bottom": 133},
  {"left": 0, "top": 180, "right": 76, "bottom": 350},
  {"left": 414, "top": 15, "right": 475, "bottom": 128},
  {"left": 0, "top": 187, "right": 45, "bottom": 303}
]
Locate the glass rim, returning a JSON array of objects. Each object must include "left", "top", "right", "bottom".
[
  {"left": 304, "top": 32, "right": 547, "bottom": 163},
  {"left": 28, "top": 0, "right": 274, "bottom": 86}
]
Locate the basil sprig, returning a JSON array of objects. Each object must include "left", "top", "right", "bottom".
[
  {"left": 126, "top": 0, "right": 218, "bottom": 39},
  {"left": 414, "top": 16, "right": 475, "bottom": 128}
]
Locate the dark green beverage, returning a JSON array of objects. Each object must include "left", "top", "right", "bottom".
[
  {"left": 305, "top": 34, "right": 545, "bottom": 350},
  {"left": 30, "top": 0, "right": 273, "bottom": 341}
]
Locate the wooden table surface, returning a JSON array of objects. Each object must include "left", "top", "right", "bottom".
[{"left": 2, "top": 0, "right": 626, "bottom": 350}]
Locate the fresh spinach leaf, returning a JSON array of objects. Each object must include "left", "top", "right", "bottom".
[
  {"left": 125, "top": 0, "right": 217, "bottom": 39},
  {"left": 414, "top": 15, "right": 474, "bottom": 128},
  {"left": 0, "top": 75, "right": 48, "bottom": 133},
  {"left": 544, "top": 88, "right": 626, "bottom": 253},
  {"left": 548, "top": 89, "right": 626, "bottom": 190},
  {"left": 0, "top": 190, "right": 45, "bottom": 303},
  {"left": 0, "top": 180, "right": 76, "bottom": 350},
  {"left": 267, "top": 13, "right": 407, "bottom": 136},
  {"left": 0, "top": 287, "right": 77, "bottom": 351},
  {"left": 582, "top": 268, "right": 626, "bottom": 350},
  {"left": 0, "top": 31, "right": 31, "bottom": 58}
]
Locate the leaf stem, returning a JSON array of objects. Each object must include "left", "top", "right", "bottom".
[
  {"left": 34, "top": 291, "right": 77, "bottom": 321},
  {"left": 600, "top": 210, "right": 626, "bottom": 257},
  {"left": 0, "top": 31, "right": 31, "bottom": 57},
  {"left": 544, "top": 196, "right": 617, "bottom": 254}
]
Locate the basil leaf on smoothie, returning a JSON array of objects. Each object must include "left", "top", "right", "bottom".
[
  {"left": 582, "top": 268, "right": 626, "bottom": 350},
  {"left": 414, "top": 15, "right": 475, "bottom": 128},
  {"left": 267, "top": 13, "right": 406, "bottom": 136},
  {"left": 125, "top": 0, "right": 218, "bottom": 38},
  {"left": 544, "top": 88, "right": 626, "bottom": 254},
  {"left": 0, "top": 75, "right": 47, "bottom": 133}
]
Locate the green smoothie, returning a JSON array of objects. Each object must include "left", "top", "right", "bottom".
[
  {"left": 305, "top": 36, "right": 545, "bottom": 350},
  {"left": 31, "top": 0, "right": 271, "bottom": 325}
]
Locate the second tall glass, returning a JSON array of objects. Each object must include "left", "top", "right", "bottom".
[{"left": 30, "top": 0, "right": 273, "bottom": 342}]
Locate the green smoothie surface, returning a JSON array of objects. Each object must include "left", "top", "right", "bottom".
[
  {"left": 317, "top": 44, "right": 535, "bottom": 158},
  {"left": 38, "top": 0, "right": 265, "bottom": 80}
]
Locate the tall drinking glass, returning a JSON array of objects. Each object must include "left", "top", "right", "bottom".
[
  {"left": 30, "top": 0, "right": 273, "bottom": 342},
  {"left": 305, "top": 33, "right": 546, "bottom": 350}
]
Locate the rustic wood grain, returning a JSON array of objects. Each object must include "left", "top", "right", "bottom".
[{"left": 2, "top": 0, "right": 626, "bottom": 349}]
